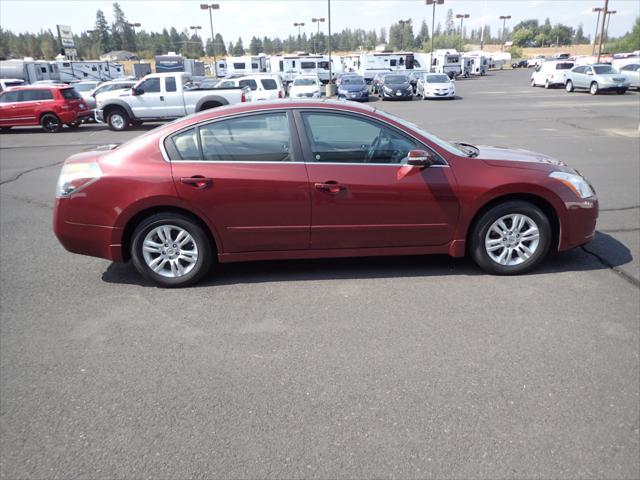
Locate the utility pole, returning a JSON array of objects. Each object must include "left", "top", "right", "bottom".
[
  {"left": 596, "top": 0, "right": 608, "bottom": 62},
  {"left": 604, "top": 10, "right": 616, "bottom": 47},
  {"left": 200, "top": 4, "right": 220, "bottom": 77},
  {"left": 189, "top": 26, "right": 202, "bottom": 57},
  {"left": 327, "top": 0, "right": 333, "bottom": 96},
  {"left": 456, "top": 14, "right": 469, "bottom": 51},
  {"left": 499, "top": 15, "right": 511, "bottom": 52},
  {"left": 398, "top": 20, "right": 409, "bottom": 51},
  {"left": 312, "top": 17, "right": 325, "bottom": 54},
  {"left": 591, "top": 7, "right": 604, "bottom": 55},
  {"left": 425, "top": 0, "right": 444, "bottom": 72}
]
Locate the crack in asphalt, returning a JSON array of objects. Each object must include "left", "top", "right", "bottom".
[
  {"left": 0, "top": 160, "right": 65, "bottom": 186},
  {"left": 581, "top": 245, "right": 640, "bottom": 288},
  {"left": 600, "top": 205, "right": 640, "bottom": 212},
  {"left": 600, "top": 227, "right": 640, "bottom": 233}
]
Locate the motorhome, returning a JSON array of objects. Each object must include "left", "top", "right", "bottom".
[
  {"left": 210, "top": 59, "right": 227, "bottom": 77},
  {"left": 354, "top": 52, "right": 415, "bottom": 82},
  {"left": 0, "top": 59, "right": 60, "bottom": 84},
  {"left": 225, "top": 55, "right": 268, "bottom": 75},
  {"left": 463, "top": 53, "right": 489, "bottom": 76},
  {"left": 414, "top": 51, "right": 462, "bottom": 78},
  {"left": 56, "top": 60, "right": 124, "bottom": 82},
  {"left": 269, "top": 54, "right": 335, "bottom": 83}
]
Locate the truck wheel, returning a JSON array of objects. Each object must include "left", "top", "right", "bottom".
[
  {"left": 198, "top": 101, "right": 222, "bottom": 112},
  {"left": 41, "top": 113, "right": 62, "bottom": 133},
  {"left": 107, "top": 109, "right": 130, "bottom": 131}
]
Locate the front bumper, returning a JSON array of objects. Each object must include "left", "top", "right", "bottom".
[
  {"left": 423, "top": 90, "right": 455, "bottom": 98},
  {"left": 95, "top": 109, "right": 105, "bottom": 123},
  {"left": 559, "top": 196, "right": 599, "bottom": 251},
  {"left": 381, "top": 89, "right": 413, "bottom": 99},
  {"left": 598, "top": 82, "right": 630, "bottom": 91},
  {"left": 337, "top": 91, "right": 369, "bottom": 101}
]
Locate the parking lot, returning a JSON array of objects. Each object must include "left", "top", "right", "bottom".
[{"left": 1, "top": 68, "right": 639, "bottom": 478}]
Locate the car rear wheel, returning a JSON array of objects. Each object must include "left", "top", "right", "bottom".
[
  {"left": 107, "top": 109, "right": 129, "bottom": 131},
  {"left": 544, "top": 79, "right": 550, "bottom": 89},
  {"left": 565, "top": 80, "right": 574, "bottom": 92},
  {"left": 590, "top": 82, "right": 599, "bottom": 95},
  {"left": 616, "top": 88, "right": 626, "bottom": 95},
  {"left": 41, "top": 113, "right": 62, "bottom": 133},
  {"left": 470, "top": 200, "right": 551, "bottom": 275},
  {"left": 131, "top": 213, "right": 213, "bottom": 288},
  {"left": 531, "top": 78, "right": 536, "bottom": 87}
]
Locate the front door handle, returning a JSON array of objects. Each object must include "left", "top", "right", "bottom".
[
  {"left": 160, "top": 95, "right": 165, "bottom": 101},
  {"left": 314, "top": 181, "right": 345, "bottom": 194},
  {"left": 180, "top": 176, "right": 213, "bottom": 189}
]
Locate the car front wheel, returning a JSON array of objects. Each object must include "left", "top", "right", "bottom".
[
  {"left": 470, "top": 201, "right": 552, "bottom": 275},
  {"left": 590, "top": 82, "right": 599, "bottom": 95},
  {"left": 131, "top": 213, "right": 213, "bottom": 287},
  {"left": 107, "top": 109, "right": 130, "bottom": 131},
  {"left": 565, "top": 80, "right": 574, "bottom": 92}
]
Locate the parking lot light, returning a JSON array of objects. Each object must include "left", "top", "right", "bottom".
[
  {"left": 312, "top": 17, "right": 325, "bottom": 54},
  {"left": 499, "top": 15, "right": 511, "bottom": 52},
  {"left": 604, "top": 10, "right": 616, "bottom": 45},
  {"left": 591, "top": 7, "right": 604, "bottom": 55},
  {"left": 200, "top": 4, "right": 220, "bottom": 77},
  {"left": 456, "top": 14, "right": 470, "bottom": 51},
  {"left": 426, "top": 0, "right": 444, "bottom": 71},
  {"left": 596, "top": 0, "right": 609, "bottom": 63}
]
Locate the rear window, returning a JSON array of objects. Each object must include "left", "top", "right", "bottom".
[
  {"left": 21, "top": 90, "right": 54, "bottom": 101},
  {"left": 166, "top": 77, "right": 177, "bottom": 92},
  {"left": 239, "top": 79, "right": 258, "bottom": 90},
  {"left": 555, "top": 63, "right": 574, "bottom": 70},
  {"left": 60, "top": 88, "right": 82, "bottom": 100},
  {"left": 260, "top": 79, "right": 277, "bottom": 90}
]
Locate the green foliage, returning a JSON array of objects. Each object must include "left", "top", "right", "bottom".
[
  {"left": 507, "top": 45, "right": 523, "bottom": 59},
  {"left": 512, "top": 18, "right": 575, "bottom": 47},
  {"left": 606, "top": 17, "right": 640, "bottom": 53}
]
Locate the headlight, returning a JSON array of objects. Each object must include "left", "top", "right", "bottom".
[
  {"left": 549, "top": 171, "right": 594, "bottom": 198},
  {"left": 383, "top": 86, "right": 392, "bottom": 93},
  {"left": 56, "top": 162, "right": 102, "bottom": 198}
]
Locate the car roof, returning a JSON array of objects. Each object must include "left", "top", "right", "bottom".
[{"left": 8, "top": 84, "right": 71, "bottom": 90}]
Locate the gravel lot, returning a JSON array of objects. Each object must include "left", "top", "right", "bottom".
[{"left": 1, "top": 68, "right": 638, "bottom": 479}]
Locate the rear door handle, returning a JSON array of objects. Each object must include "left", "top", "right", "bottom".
[
  {"left": 314, "top": 181, "right": 346, "bottom": 194},
  {"left": 180, "top": 176, "right": 213, "bottom": 189}
]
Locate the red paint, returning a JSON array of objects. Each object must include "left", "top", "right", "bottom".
[{"left": 52, "top": 100, "right": 598, "bottom": 266}]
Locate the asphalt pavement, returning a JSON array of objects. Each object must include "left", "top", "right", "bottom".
[{"left": 1, "top": 68, "right": 638, "bottom": 479}]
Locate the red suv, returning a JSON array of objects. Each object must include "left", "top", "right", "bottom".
[{"left": 0, "top": 85, "right": 91, "bottom": 132}]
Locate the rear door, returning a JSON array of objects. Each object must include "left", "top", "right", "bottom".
[
  {"left": 169, "top": 110, "right": 311, "bottom": 253},
  {"left": 162, "top": 76, "right": 186, "bottom": 118},
  {"left": 295, "top": 110, "right": 459, "bottom": 250}
]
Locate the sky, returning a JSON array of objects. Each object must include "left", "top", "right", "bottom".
[{"left": 1, "top": 0, "right": 638, "bottom": 45}]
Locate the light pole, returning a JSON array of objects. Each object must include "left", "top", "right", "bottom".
[
  {"left": 190, "top": 26, "right": 202, "bottom": 57},
  {"left": 604, "top": 10, "right": 616, "bottom": 46},
  {"left": 200, "top": 4, "right": 220, "bottom": 77},
  {"left": 312, "top": 17, "right": 325, "bottom": 54},
  {"left": 596, "top": 0, "right": 609, "bottom": 62},
  {"left": 398, "top": 20, "right": 409, "bottom": 51},
  {"left": 591, "top": 7, "right": 604, "bottom": 55},
  {"left": 425, "top": 0, "right": 444, "bottom": 71},
  {"left": 327, "top": 0, "right": 333, "bottom": 95},
  {"left": 499, "top": 15, "right": 511, "bottom": 52},
  {"left": 456, "top": 14, "right": 469, "bottom": 51}
]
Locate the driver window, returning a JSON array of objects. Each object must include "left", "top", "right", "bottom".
[
  {"left": 139, "top": 78, "right": 160, "bottom": 93},
  {"left": 301, "top": 112, "right": 418, "bottom": 164}
]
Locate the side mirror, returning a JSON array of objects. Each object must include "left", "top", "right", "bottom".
[
  {"left": 131, "top": 87, "right": 143, "bottom": 96},
  {"left": 406, "top": 149, "right": 435, "bottom": 168},
  {"left": 587, "top": 71, "right": 594, "bottom": 76}
]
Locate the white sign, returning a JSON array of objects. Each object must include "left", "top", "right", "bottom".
[{"left": 57, "top": 25, "right": 75, "bottom": 48}]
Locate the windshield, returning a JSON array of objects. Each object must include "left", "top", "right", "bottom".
[
  {"left": 376, "top": 109, "right": 468, "bottom": 157},
  {"left": 593, "top": 65, "right": 618, "bottom": 74},
  {"left": 293, "top": 78, "right": 317, "bottom": 86},
  {"left": 74, "top": 83, "right": 97, "bottom": 92},
  {"left": 342, "top": 76, "right": 365, "bottom": 85},
  {"left": 385, "top": 75, "right": 408, "bottom": 84},
  {"left": 425, "top": 75, "right": 450, "bottom": 83}
]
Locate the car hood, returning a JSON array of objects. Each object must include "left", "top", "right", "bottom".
[
  {"left": 424, "top": 82, "right": 452, "bottom": 88},
  {"left": 339, "top": 83, "right": 367, "bottom": 91},
  {"left": 384, "top": 82, "right": 411, "bottom": 89},
  {"left": 474, "top": 145, "right": 571, "bottom": 171}
]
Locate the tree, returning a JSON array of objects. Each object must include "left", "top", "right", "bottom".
[
  {"left": 94, "top": 9, "right": 111, "bottom": 53},
  {"left": 512, "top": 28, "right": 535, "bottom": 47},
  {"left": 232, "top": 37, "right": 244, "bottom": 55},
  {"left": 416, "top": 20, "right": 429, "bottom": 49},
  {"left": 606, "top": 17, "right": 640, "bottom": 53},
  {"left": 228, "top": 41, "right": 234, "bottom": 54},
  {"left": 445, "top": 9, "right": 455, "bottom": 35},
  {"left": 574, "top": 23, "right": 589, "bottom": 44},
  {"left": 249, "top": 36, "right": 263, "bottom": 55}
]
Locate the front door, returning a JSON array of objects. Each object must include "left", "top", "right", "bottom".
[
  {"left": 295, "top": 110, "right": 459, "bottom": 250},
  {"left": 129, "top": 77, "right": 166, "bottom": 119},
  {"left": 169, "top": 110, "right": 311, "bottom": 254}
]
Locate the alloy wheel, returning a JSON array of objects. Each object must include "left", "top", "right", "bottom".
[
  {"left": 142, "top": 225, "right": 199, "bottom": 278},
  {"left": 484, "top": 214, "right": 540, "bottom": 266}
]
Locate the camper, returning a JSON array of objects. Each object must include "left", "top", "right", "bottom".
[
  {"left": 488, "top": 52, "right": 511, "bottom": 70},
  {"left": 56, "top": 60, "right": 124, "bottom": 82},
  {"left": 210, "top": 59, "right": 227, "bottom": 77},
  {"left": 415, "top": 51, "right": 462, "bottom": 78},
  {"left": 355, "top": 52, "right": 415, "bottom": 82},
  {"left": 463, "top": 53, "right": 489, "bottom": 76},
  {"left": 226, "top": 55, "right": 268, "bottom": 75},
  {"left": 0, "top": 59, "right": 60, "bottom": 84},
  {"left": 269, "top": 54, "right": 335, "bottom": 83}
]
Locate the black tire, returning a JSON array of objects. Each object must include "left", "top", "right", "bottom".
[
  {"left": 41, "top": 113, "right": 62, "bottom": 133},
  {"left": 470, "top": 200, "right": 552, "bottom": 275},
  {"left": 107, "top": 108, "right": 130, "bottom": 131},
  {"left": 130, "top": 213, "right": 214, "bottom": 288},
  {"left": 0, "top": 126, "right": 12, "bottom": 132},
  {"left": 590, "top": 82, "right": 599, "bottom": 95},
  {"left": 565, "top": 80, "right": 574, "bottom": 93},
  {"left": 616, "top": 88, "right": 626, "bottom": 95}
]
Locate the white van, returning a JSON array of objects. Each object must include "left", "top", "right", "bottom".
[{"left": 531, "top": 60, "right": 575, "bottom": 88}]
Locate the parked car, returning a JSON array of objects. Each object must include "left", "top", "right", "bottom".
[
  {"left": 619, "top": 63, "right": 640, "bottom": 90},
  {"left": 53, "top": 100, "right": 598, "bottom": 287},
  {"left": 511, "top": 60, "right": 528, "bottom": 69},
  {"left": 0, "top": 84, "right": 91, "bottom": 132},
  {"left": 288, "top": 75, "right": 322, "bottom": 98},
  {"left": 565, "top": 64, "right": 630, "bottom": 95},
  {"left": 527, "top": 56, "right": 546, "bottom": 68},
  {"left": 416, "top": 73, "right": 455, "bottom": 100},
  {"left": 379, "top": 74, "right": 413, "bottom": 100},
  {"left": 95, "top": 72, "right": 249, "bottom": 131},
  {"left": 0, "top": 78, "right": 26, "bottom": 92},
  {"left": 335, "top": 73, "right": 360, "bottom": 86},
  {"left": 90, "top": 79, "right": 137, "bottom": 98},
  {"left": 530, "top": 60, "right": 575, "bottom": 88},
  {"left": 72, "top": 80, "right": 101, "bottom": 114},
  {"left": 336, "top": 75, "right": 369, "bottom": 102}
]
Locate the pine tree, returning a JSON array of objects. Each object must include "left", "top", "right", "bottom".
[
  {"left": 95, "top": 10, "right": 111, "bottom": 53},
  {"left": 445, "top": 9, "right": 455, "bottom": 35},
  {"left": 233, "top": 37, "right": 244, "bottom": 55}
]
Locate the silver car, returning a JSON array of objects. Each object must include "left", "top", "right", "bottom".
[
  {"left": 619, "top": 63, "right": 640, "bottom": 90},
  {"left": 565, "top": 64, "right": 630, "bottom": 95}
]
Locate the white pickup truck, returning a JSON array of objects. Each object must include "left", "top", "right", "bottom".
[{"left": 96, "top": 72, "right": 249, "bottom": 131}]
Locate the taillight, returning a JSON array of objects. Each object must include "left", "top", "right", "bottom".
[
  {"left": 241, "top": 92, "right": 246, "bottom": 102},
  {"left": 56, "top": 162, "right": 102, "bottom": 198},
  {"left": 278, "top": 90, "right": 283, "bottom": 98}
]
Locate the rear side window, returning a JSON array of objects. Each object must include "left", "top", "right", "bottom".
[
  {"left": 21, "top": 90, "right": 54, "bottom": 101},
  {"left": 166, "top": 77, "right": 177, "bottom": 92},
  {"left": 239, "top": 79, "right": 258, "bottom": 90},
  {"left": 555, "top": 63, "right": 574, "bottom": 70},
  {"left": 60, "top": 88, "right": 82, "bottom": 100},
  {"left": 170, "top": 128, "right": 199, "bottom": 160},
  {"left": 199, "top": 112, "right": 293, "bottom": 162},
  {"left": 260, "top": 79, "right": 277, "bottom": 90},
  {"left": 0, "top": 91, "right": 20, "bottom": 103}
]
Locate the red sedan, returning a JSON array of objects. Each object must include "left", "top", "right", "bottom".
[{"left": 53, "top": 100, "right": 598, "bottom": 287}]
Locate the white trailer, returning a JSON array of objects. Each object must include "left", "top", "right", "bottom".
[
  {"left": 226, "top": 55, "right": 268, "bottom": 75},
  {"left": 414, "top": 51, "right": 462, "bottom": 78},
  {"left": 210, "top": 59, "right": 227, "bottom": 77},
  {"left": 0, "top": 59, "right": 60, "bottom": 83},
  {"left": 269, "top": 54, "right": 334, "bottom": 83},
  {"left": 488, "top": 52, "right": 511, "bottom": 70},
  {"left": 56, "top": 60, "right": 125, "bottom": 82},
  {"left": 463, "top": 53, "right": 489, "bottom": 76},
  {"left": 354, "top": 52, "right": 415, "bottom": 81}
]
